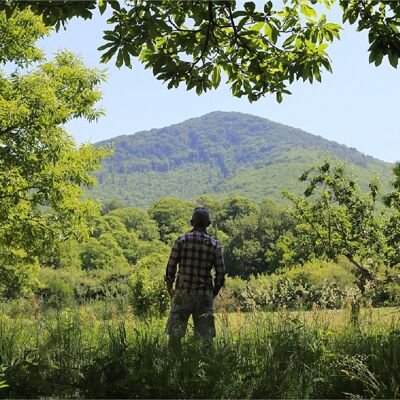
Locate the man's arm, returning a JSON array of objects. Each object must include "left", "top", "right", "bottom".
[
  {"left": 165, "top": 239, "right": 180, "bottom": 297},
  {"left": 213, "top": 243, "right": 225, "bottom": 297}
]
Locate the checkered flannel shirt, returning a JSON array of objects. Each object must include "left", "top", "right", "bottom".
[{"left": 165, "top": 230, "right": 225, "bottom": 295}]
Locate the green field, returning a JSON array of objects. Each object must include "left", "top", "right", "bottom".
[{"left": 1, "top": 303, "right": 399, "bottom": 399}]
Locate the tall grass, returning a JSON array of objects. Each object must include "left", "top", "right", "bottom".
[{"left": 0, "top": 304, "right": 399, "bottom": 398}]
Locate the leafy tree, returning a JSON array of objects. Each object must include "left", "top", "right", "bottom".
[
  {"left": 215, "top": 195, "right": 259, "bottom": 233},
  {"left": 282, "top": 161, "right": 392, "bottom": 293},
  {"left": 4, "top": 1, "right": 400, "bottom": 101},
  {"left": 103, "top": 215, "right": 129, "bottom": 232},
  {"left": 101, "top": 198, "right": 126, "bottom": 214},
  {"left": 0, "top": 12, "right": 105, "bottom": 255},
  {"left": 39, "top": 239, "right": 82, "bottom": 270},
  {"left": 223, "top": 199, "right": 292, "bottom": 277},
  {"left": 224, "top": 213, "right": 266, "bottom": 278},
  {"left": 108, "top": 207, "right": 160, "bottom": 240},
  {"left": 148, "top": 197, "right": 194, "bottom": 243},
  {"left": 112, "top": 231, "right": 141, "bottom": 264},
  {"left": 134, "top": 239, "right": 170, "bottom": 261},
  {"left": 0, "top": 9, "right": 108, "bottom": 268},
  {"left": 38, "top": 267, "right": 76, "bottom": 307},
  {"left": 79, "top": 235, "right": 128, "bottom": 271}
]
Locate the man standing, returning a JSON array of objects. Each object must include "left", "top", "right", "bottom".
[{"left": 165, "top": 207, "right": 225, "bottom": 348}]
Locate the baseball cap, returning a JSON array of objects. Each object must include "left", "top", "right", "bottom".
[{"left": 191, "top": 207, "right": 211, "bottom": 228}]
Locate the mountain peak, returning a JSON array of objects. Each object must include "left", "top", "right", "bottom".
[{"left": 91, "top": 112, "right": 392, "bottom": 207}]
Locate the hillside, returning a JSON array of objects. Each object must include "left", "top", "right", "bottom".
[{"left": 90, "top": 112, "right": 393, "bottom": 207}]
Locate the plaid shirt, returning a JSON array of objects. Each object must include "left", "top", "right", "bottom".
[{"left": 165, "top": 230, "right": 225, "bottom": 295}]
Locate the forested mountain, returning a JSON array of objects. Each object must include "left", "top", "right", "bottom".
[{"left": 91, "top": 112, "right": 393, "bottom": 207}]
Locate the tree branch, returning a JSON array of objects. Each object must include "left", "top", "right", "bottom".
[{"left": 189, "top": 1, "right": 213, "bottom": 73}]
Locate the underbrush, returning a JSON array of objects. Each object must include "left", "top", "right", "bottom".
[{"left": 0, "top": 304, "right": 399, "bottom": 398}]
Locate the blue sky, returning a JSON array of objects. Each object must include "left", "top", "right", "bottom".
[{"left": 39, "top": 5, "right": 400, "bottom": 163}]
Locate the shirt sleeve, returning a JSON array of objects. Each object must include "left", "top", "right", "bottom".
[
  {"left": 213, "top": 243, "right": 225, "bottom": 289},
  {"left": 165, "top": 239, "right": 181, "bottom": 283}
]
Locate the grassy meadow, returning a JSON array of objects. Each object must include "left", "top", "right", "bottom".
[{"left": 0, "top": 301, "right": 399, "bottom": 399}]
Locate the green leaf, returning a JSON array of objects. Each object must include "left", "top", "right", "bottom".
[
  {"left": 148, "top": 20, "right": 158, "bottom": 39},
  {"left": 388, "top": 51, "right": 398, "bottom": 68},
  {"left": 368, "top": 51, "right": 376, "bottom": 64},
  {"left": 374, "top": 52, "right": 383, "bottom": 67},
  {"left": 300, "top": 4, "right": 317, "bottom": 18},
  {"left": 116, "top": 49, "right": 124, "bottom": 68},
  {"left": 237, "top": 16, "right": 250, "bottom": 31},
  {"left": 123, "top": 50, "right": 132, "bottom": 68},
  {"left": 152, "top": 58, "right": 165, "bottom": 75},
  {"left": 103, "top": 34, "right": 118, "bottom": 41},
  {"left": 283, "top": 34, "right": 296, "bottom": 48},
  {"left": 211, "top": 65, "right": 221, "bottom": 88},
  {"left": 244, "top": 2, "right": 256, "bottom": 14},
  {"left": 264, "top": 24, "right": 278, "bottom": 44},
  {"left": 100, "top": 45, "right": 119, "bottom": 64},
  {"left": 232, "top": 80, "right": 241, "bottom": 96},
  {"left": 97, "top": 42, "right": 115, "bottom": 51},
  {"left": 98, "top": 0, "right": 107, "bottom": 15},
  {"left": 109, "top": 1, "right": 121, "bottom": 12},
  {"left": 186, "top": 79, "right": 197, "bottom": 91},
  {"left": 305, "top": 40, "right": 316, "bottom": 51},
  {"left": 389, "top": 22, "right": 399, "bottom": 34},
  {"left": 196, "top": 84, "right": 203, "bottom": 96},
  {"left": 317, "top": 43, "right": 328, "bottom": 53},
  {"left": 0, "top": 381, "right": 9, "bottom": 389},
  {"left": 251, "top": 22, "right": 264, "bottom": 32}
]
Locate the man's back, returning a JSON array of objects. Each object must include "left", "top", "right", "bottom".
[{"left": 165, "top": 230, "right": 225, "bottom": 295}]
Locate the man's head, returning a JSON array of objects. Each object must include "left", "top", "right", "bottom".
[{"left": 191, "top": 207, "right": 211, "bottom": 230}]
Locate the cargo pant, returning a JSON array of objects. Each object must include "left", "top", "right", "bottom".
[{"left": 166, "top": 290, "right": 216, "bottom": 340}]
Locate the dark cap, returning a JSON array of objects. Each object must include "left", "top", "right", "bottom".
[{"left": 191, "top": 207, "right": 211, "bottom": 228}]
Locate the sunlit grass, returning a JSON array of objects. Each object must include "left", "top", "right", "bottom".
[{"left": 0, "top": 301, "right": 399, "bottom": 398}]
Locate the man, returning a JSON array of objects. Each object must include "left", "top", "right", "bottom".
[{"left": 165, "top": 207, "right": 225, "bottom": 349}]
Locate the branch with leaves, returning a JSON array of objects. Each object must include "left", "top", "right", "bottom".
[{"left": 0, "top": 0, "right": 344, "bottom": 102}]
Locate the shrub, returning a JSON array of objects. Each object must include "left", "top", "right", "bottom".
[
  {"left": 0, "top": 253, "right": 40, "bottom": 300},
  {"left": 279, "top": 259, "right": 355, "bottom": 290},
  {"left": 37, "top": 268, "right": 76, "bottom": 308},
  {"left": 221, "top": 260, "right": 357, "bottom": 311},
  {"left": 129, "top": 253, "right": 169, "bottom": 317}
]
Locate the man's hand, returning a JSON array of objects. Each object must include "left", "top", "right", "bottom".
[{"left": 166, "top": 281, "right": 174, "bottom": 298}]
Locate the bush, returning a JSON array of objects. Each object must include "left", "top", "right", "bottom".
[
  {"left": 129, "top": 253, "right": 169, "bottom": 317},
  {"left": 129, "top": 267, "right": 168, "bottom": 317},
  {"left": 38, "top": 268, "right": 76, "bottom": 308},
  {"left": 221, "top": 260, "right": 357, "bottom": 311},
  {"left": 0, "top": 254, "right": 40, "bottom": 300},
  {"left": 279, "top": 259, "right": 355, "bottom": 290}
]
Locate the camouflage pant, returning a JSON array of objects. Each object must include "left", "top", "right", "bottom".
[{"left": 166, "top": 291, "right": 216, "bottom": 339}]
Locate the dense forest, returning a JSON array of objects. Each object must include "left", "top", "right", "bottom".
[
  {"left": 91, "top": 112, "right": 393, "bottom": 207},
  {"left": 3, "top": 160, "right": 398, "bottom": 317}
]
